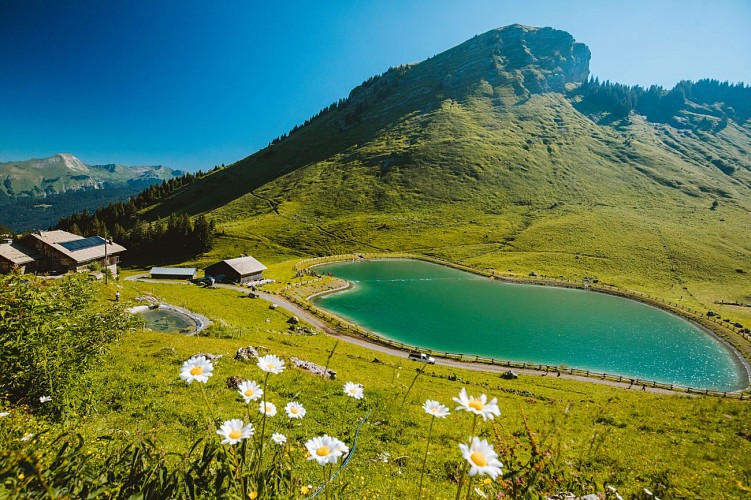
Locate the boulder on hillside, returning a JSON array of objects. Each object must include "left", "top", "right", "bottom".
[
  {"left": 235, "top": 346, "right": 260, "bottom": 361},
  {"left": 226, "top": 376, "right": 244, "bottom": 389},
  {"left": 290, "top": 356, "right": 336, "bottom": 380},
  {"left": 193, "top": 353, "right": 222, "bottom": 362},
  {"left": 501, "top": 370, "right": 519, "bottom": 380}
]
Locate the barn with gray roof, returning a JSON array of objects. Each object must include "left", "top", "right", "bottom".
[{"left": 204, "top": 256, "right": 266, "bottom": 284}]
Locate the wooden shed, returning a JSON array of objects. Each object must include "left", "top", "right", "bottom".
[
  {"left": 0, "top": 238, "right": 36, "bottom": 274},
  {"left": 204, "top": 256, "right": 266, "bottom": 284},
  {"left": 149, "top": 267, "right": 197, "bottom": 280}
]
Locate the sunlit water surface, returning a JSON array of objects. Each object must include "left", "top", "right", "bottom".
[{"left": 313, "top": 260, "right": 748, "bottom": 391}]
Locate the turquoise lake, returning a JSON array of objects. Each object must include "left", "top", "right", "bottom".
[{"left": 312, "top": 260, "right": 749, "bottom": 391}]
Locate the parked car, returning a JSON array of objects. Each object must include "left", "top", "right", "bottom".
[{"left": 408, "top": 352, "right": 436, "bottom": 364}]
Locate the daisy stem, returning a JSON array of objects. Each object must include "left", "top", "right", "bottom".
[
  {"left": 454, "top": 467, "right": 468, "bottom": 500},
  {"left": 402, "top": 367, "right": 423, "bottom": 406},
  {"left": 197, "top": 382, "right": 216, "bottom": 429},
  {"left": 342, "top": 398, "right": 350, "bottom": 436},
  {"left": 247, "top": 405, "right": 258, "bottom": 448},
  {"left": 464, "top": 475, "right": 474, "bottom": 500},
  {"left": 288, "top": 441, "right": 295, "bottom": 500},
  {"left": 470, "top": 414, "right": 478, "bottom": 438},
  {"left": 256, "top": 372, "right": 270, "bottom": 479},
  {"left": 417, "top": 416, "right": 435, "bottom": 500},
  {"left": 230, "top": 444, "right": 243, "bottom": 496}
]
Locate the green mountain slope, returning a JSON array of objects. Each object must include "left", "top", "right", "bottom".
[{"left": 83, "top": 25, "right": 751, "bottom": 320}]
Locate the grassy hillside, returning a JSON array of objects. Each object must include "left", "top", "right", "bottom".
[
  {"left": 127, "top": 26, "right": 751, "bottom": 327},
  {"left": 3, "top": 279, "right": 750, "bottom": 498}
]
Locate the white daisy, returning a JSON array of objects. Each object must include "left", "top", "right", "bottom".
[
  {"left": 452, "top": 388, "right": 500, "bottom": 421},
  {"left": 459, "top": 437, "right": 503, "bottom": 480},
  {"left": 179, "top": 356, "right": 214, "bottom": 384},
  {"left": 285, "top": 401, "right": 306, "bottom": 419},
  {"left": 343, "top": 381, "right": 364, "bottom": 400},
  {"left": 39, "top": 396, "right": 52, "bottom": 403},
  {"left": 216, "top": 419, "right": 254, "bottom": 445},
  {"left": 305, "top": 435, "right": 349, "bottom": 466},
  {"left": 422, "top": 400, "right": 450, "bottom": 418},
  {"left": 257, "top": 354, "right": 285, "bottom": 374},
  {"left": 259, "top": 401, "right": 277, "bottom": 417},
  {"left": 0, "top": 412, "right": 9, "bottom": 418},
  {"left": 237, "top": 380, "right": 263, "bottom": 403},
  {"left": 271, "top": 433, "right": 287, "bottom": 445},
  {"left": 21, "top": 433, "right": 34, "bottom": 442}
]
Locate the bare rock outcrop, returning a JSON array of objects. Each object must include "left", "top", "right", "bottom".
[
  {"left": 290, "top": 356, "right": 336, "bottom": 380},
  {"left": 235, "top": 346, "right": 260, "bottom": 361}
]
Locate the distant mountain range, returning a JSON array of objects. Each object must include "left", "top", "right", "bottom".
[{"left": 0, "top": 154, "right": 183, "bottom": 231}]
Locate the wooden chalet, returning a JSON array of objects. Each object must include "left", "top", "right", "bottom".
[{"left": 20, "top": 230, "right": 126, "bottom": 276}]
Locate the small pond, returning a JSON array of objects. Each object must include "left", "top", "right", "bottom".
[
  {"left": 312, "top": 259, "right": 749, "bottom": 391},
  {"left": 136, "top": 307, "right": 199, "bottom": 334}
]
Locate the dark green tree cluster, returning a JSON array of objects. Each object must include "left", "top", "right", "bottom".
[
  {"left": 578, "top": 78, "right": 750, "bottom": 123},
  {"left": 126, "top": 213, "right": 215, "bottom": 257},
  {"left": 55, "top": 171, "right": 217, "bottom": 261}
]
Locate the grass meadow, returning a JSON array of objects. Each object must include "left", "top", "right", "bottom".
[{"left": 4, "top": 277, "right": 750, "bottom": 498}]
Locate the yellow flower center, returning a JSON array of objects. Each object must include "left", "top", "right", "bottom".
[
  {"left": 470, "top": 451, "right": 488, "bottom": 467},
  {"left": 316, "top": 446, "right": 331, "bottom": 457},
  {"left": 291, "top": 407, "right": 299, "bottom": 414},
  {"left": 244, "top": 389, "right": 253, "bottom": 396},
  {"left": 229, "top": 429, "right": 242, "bottom": 440},
  {"left": 190, "top": 366, "right": 203, "bottom": 376},
  {"left": 468, "top": 399, "right": 484, "bottom": 411},
  {"left": 249, "top": 492, "right": 258, "bottom": 499}
]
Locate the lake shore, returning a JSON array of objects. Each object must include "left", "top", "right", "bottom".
[{"left": 296, "top": 254, "right": 751, "bottom": 394}]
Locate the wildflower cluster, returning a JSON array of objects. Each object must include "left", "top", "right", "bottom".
[
  {"left": 177, "top": 353, "right": 363, "bottom": 498},
  {"left": 417, "top": 388, "right": 505, "bottom": 499}
]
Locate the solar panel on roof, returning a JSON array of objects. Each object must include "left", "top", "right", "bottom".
[{"left": 59, "top": 236, "right": 107, "bottom": 252}]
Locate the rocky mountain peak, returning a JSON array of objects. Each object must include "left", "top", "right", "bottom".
[
  {"left": 439, "top": 24, "right": 591, "bottom": 95},
  {"left": 54, "top": 153, "right": 89, "bottom": 173}
]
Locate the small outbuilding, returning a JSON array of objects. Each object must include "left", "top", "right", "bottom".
[
  {"left": 150, "top": 267, "right": 197, "bottom": 280},
  {"left": 0, "top": 237, "right": 36, "bottom": 274},
  {"left": 204, "top": 256, "right": 267, "bottom": 285}
]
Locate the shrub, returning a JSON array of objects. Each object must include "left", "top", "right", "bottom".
[{"left": 0, "top": 273, "right": 138, "bottom": 416}]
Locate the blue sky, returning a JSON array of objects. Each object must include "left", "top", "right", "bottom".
[{"left": 1, "top": 0, "right": 749, "bottom": 171}]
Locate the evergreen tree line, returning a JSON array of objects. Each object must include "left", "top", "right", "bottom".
[
  {"left": 267, "top": 64, "right": 411, "bottom": 146},
  {"left": 268, "top": 97, "right": 352, "bottom": 146},
  {"left": 579, "top": 78, "right": 751, "bottom": 124},
  {"left": 55, "top": 171, "right": 217, "bottom": 259}
]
